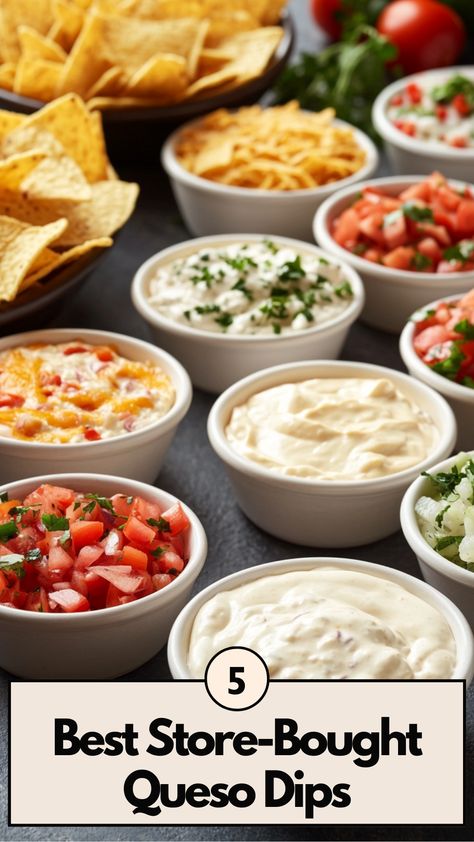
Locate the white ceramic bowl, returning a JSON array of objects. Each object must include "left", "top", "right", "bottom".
[
  {"left": 0, "top": 327, "right": 192, "bottom": 484},
  {"left": 400, "top": 292, "right": 474, "bottom": 451},
  {"left": 0, "top": 473, "right": 207, "bottom": 679},
  {"left": 401, "top": 451, "right": 474, "bottom": 629},
  {"left": 207, "top": 359, "right": 457, "bottom": 547},
  {"left": 314, "top": 175, "right": 474, "bottom": 333},
  {"left": 131, "top": 234, "right": 365, "bottom": 393},
  {"left": 373, "top": 66, "right": 474, "bottom": 179},
  {"left": 167, "top": 555, "right": 474, "bottom": 684},
  {"left": 161, "top": 116, "right": 378, "bottom": 241}
]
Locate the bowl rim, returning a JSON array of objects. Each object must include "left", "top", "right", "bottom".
[
  {"left": 372, "top": 65, "right": 474, "bottom": 160},
  {"left": 207, "top": 358, "right": 457, "bottom": 493},
  {"left": 161, "top": 114, "right": 379, "bottom": 199},
  {"left": 313, "top": 174, "right": 474, "bottom": 284},
  {"left": 400, "top": 450, "right": 474, "bottom": 589},
  {"left": 400, "top": 291, "right": 474, "bottom": 403},
  {"left": 131, "top": 233, "right": 365, "bottom": 345},
  {"left": 0, "top": 472, "right": 207, "bottom": 623},
  {"left": 0, "top": 326, "right": 192, "bottom": 452},
  {"left": 167, "top": 555, "right": 474, "bottom": 682}
]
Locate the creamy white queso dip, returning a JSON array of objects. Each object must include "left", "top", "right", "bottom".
[
  {"left": 187, "top": 567, "right": 456, "bottom": 679},
  {"left": 146, "top": 240, "right": 353, "bottom": 336},
  {"left": 225, "top": 377, "right": 437, "bottom": 480}
]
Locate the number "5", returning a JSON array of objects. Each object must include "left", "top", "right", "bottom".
[{"left": 228, "top": 666, "right": 245, "bottom": 695}]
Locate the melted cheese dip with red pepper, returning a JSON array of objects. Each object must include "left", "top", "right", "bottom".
[
  {"left": 0, "top": 341, "right": 175, "bottom": 443},
  {"left": 187, "top": 567, "right": 457, "bottom": 679}
]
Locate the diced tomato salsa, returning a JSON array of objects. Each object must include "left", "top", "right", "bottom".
[
  {"left": 0, "top": 484, "right": 190, "bottom": 613},
  {"left": 413, "top": 288, "right": 474, "bottom": 388},
  {"left": 331, "top": 172, "right": 474, "bottom": 273}
]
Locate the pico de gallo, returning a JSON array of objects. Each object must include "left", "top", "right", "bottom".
[
  {"left": 0, "top": 340, "right": 175, "bottom": 443},
  {"left": 387, "top": 74, "right": 474, "bottom": 149},
  {"left": 0, "top": 483, "right": 190, "bottom": 613},
  {"left": 413, "top": 288, "right": 474, "bottom": 388},
  {"left": 331, "top": 172, "right": 474, "bottom": 273}
]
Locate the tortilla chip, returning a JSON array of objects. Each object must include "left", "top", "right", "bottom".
[
  {"left": 185, "top": 26, "right": 283, "bottom": 97},
  {"left": 0, "top": 180, "right": 139, "bottom": 245},
  {"left": 0, "top": 215, "right": 67, "bottom": 301},
  {"left": 18, "top": 25, "right": 67, "bottom": 62},
  {"left": 0, "top": 151, "right": 46, "bottom": 191},
  {"left": 48, "top": 0, "right": 85, "bottom": 52},
  {"left": 21, "top": 155, "right": 92, "bottom": 201},
  {"left": 125, "top": 53, "right": 188, "bottom": 100},
  {"left": 0, "top": 62, "right": 16, "bottom": 90},
  {"left": 0, "top": 110, "right": 25, "bottom": 142},
  {"left": 14, "top": 57, "right": 62, "bottom": 101},
  {"left": 18, "top": 94, "right": 109, "bottom": 183},
  {"left": 87, "top": 95, "right": 168, "bottom": 110},
  {"left": 58, "top": 12, "right": 208, "bottom": 97},
  {"left": 0, "top": 0, "right": 54, "bottom": 62},
  {"left": 20, "top": 236, "right": 112, "bottom": 289},
  {"left": 85, "top": 66, "right": 126, "bottom": 99}
]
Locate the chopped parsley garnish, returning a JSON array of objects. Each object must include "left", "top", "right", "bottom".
[
  {"left": 231, "top": 278, "right": 253, "bottom": 300},
  {"left": 83, "top": 495, "right": 115, "bottom": 514},
  {"left": 41, "top": 513, "right": 69, "bottom": 531},
  {"left": 272, "top": 323, "right": 281, "bottom": 334},
  {"left": 352, "top": 243, "right": 366, "bottom": 255},
  {"left": 0, "top": 492, "right": 8, "bottom": 503},
  {"left": 411, "top": 252, "right": 431, "bottom": 271},
  {"left": 443, "top": 241, "right": 474, "bottom": 263},
  {"left": 223, "top": 255, "right": 257, "bottom": 272},
  {"left": 193, "top": 304, "right": 221, "bottom": 315},
  {"left": 263, "top": 239, "right": 278, "bottom": 254},
  {"left": 434, "top": 535, "right": 463, "bottom": 552},
  {"left": 431, "top": 74, "right": 474, "bottom": 111},
  {"left": 435, "top": 506, "right": 449, "bottom": 528},
  {"left": 151, "top": 546, "right": 165, "bottom": 558},
  {"left": 454, "top": 319, "right": 474, "bottom": 340},
  {"left": 462, "top": 376, "right": 474, "bottom": 389},
  {"left": 423, "top": 460, "right": 474, "bottom": 498},
  {"left": 191, "top": 266, "right": 214, "bottom": 287},
  {"left": 278, "top": 255, "right": 305, "bottom": 280},
  {"left": 432, "top": 341, "right": 466, "bottom": 380},
  {"left": 147, "top": 517, "right": 171, "bottom": 533},
  {"left": 384, "top": 203, "right": 434, "bottom": 227},
  {"left": 0, "top": 521, "right": 18, "bottom": 542},
  {"left": 0, "top": 554, "right": 25, "bottom": 577},
  {"left": 335, "top": 281, "right": 353, "bottom": 298},
  {"left": 214, "top": 313, "right": 233, "bottom": 330}
]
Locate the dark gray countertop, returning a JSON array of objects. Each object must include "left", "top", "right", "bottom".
[{"left": 0, "top": 2, "right": 472, "bottom": 839}]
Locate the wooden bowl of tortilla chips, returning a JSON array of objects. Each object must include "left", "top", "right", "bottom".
[{"left": 0, "top": 93, "right": 139, "bottom": 330}]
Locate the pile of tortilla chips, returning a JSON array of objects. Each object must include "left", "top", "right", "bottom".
[
  {"left": 175, "top": 102, "right": 368, "bottom": 190},
  {"left": 0, "top": 93, "right": 139, "bottom": 302},
  {"left": 0, "top": 0, "right": 287, "bottom": 109}
]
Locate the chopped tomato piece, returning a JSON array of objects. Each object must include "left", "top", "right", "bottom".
[
  {"left": 84, "top": 429, "right": 101, "bottom": 441},
  {"left": 160, "top": 502, "right": 190, "bottom": 536},
  {"left": 414, "top": 325, "right": 453, "bottom": 355},
  {"left": 70, "top": 520, "right": 104, "bottom": 551},
  {"left": 48, "top": 545, "right": 74, "bottom": 572},
  {"left": 0, "top": 392, "right": 24, "bottom": 407},
  {"left": 382, "top": 246, "right": 416, "bottom": 270},
  {"left": 122, "top": 545, "right": 148, "bottom": 571},
  {"left": 123, "top": 515, "right": 155, "bottom": 546},
  {"left": 456, "top": 201, "right": 474, "bottom": 236}
]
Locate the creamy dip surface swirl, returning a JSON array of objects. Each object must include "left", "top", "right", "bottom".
[
  {"left": 224, "top": 377, "right": 438, "bottom": 480},
  {"left": 187, "top": 567, "right": 457, "bottom": 680}
]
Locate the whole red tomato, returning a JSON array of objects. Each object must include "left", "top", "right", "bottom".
[
  {"left": 310, "top": 0, "right": 343, "bottom": 40},
  {"left": 376, "top": 0, "right": 466, "bottom": 74}
]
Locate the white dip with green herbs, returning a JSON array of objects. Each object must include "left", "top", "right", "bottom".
[
  {"left": 146, "top": 240, "right": 354, "bottom": 336},
  {"left": 415, "top": 453, "right": 474, "bottom": 571}
]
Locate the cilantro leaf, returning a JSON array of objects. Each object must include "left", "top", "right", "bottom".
[
  {"left": 278, "top": 255, "right": 305, "bottom": 280},
  {"left": 83, "top": 493, "right": 116, "bottom": 515},
  {"left": 41, "top": 513, "right": 69, "bottom": 531},
  {"left": 435, "top": 535, "right": 463, "bottom": 552},
  {"left": 411, "top": 252, "right": 431, "bottom": 271},
  {"left": 454, "top": 319, "right": 474, "bottom": 340},
  {"left": 431, "top": 341, "right": 465, "bottom": 381},
  {"left": 443, "top": 241, "right": 474, "bottom": 263},
  {"left": 0, "top": 521, "right": 18, "bottom": 542},
  {"left": 0, "top": 554, "right": 25, "bottom": 577},
  {"left": 431, "top": 75, "right": 474, "bottom": 111},
  {"left": 0, "top": 492, "right": 8, "bottom": 503},
  {"left": 147, "top": 517, "right": 171, "bottom": 533}
]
